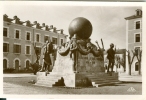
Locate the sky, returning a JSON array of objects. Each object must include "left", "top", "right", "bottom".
[{"left": 1, "top": 2, "right": 142, "bottom": 50}]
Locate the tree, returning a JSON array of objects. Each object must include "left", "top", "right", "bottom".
[{"left": 126, "top": 50, "right": 136, "bottom": 75}]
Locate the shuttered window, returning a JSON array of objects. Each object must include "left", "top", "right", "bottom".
[
  {"left": 136, "top": 21, "right": 140, "bottom": 29},
  {"left": 135, "top": 34, "right": 140, "bottom": 42},
  {"left": 26, "top": 46, "right": 30, "bottom": 54},
  {"left": 13, "top": 44, "right": 21, "bottom": 53},
  {"left": 26, "top": 32, "right": 30, "bottom": 40},
  {"left": 3, "top": 28, "right": 8, "bottom": 37},
  {"left": 36, "top": 34, "right": 39, "bottom": 42},
  {"left": 52, "top": 37, "right": 57, "bottom": 44},
  {"left": 16, "top": 30, "right": 20, "bottom": 39},
  {"left": 3, "top": 43, "right": 9, "bottom": 52}
]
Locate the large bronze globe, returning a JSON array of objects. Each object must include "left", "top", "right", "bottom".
[{"left": 68, "top": 17, "right": 92, "bottom": 39}]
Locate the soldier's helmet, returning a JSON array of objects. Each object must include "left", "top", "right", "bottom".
[{"left": 110, "top": 43, "right": 114, "bottom": 47}]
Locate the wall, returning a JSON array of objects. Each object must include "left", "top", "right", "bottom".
[{"left": 3, "top": 21, "right": 67, "bottom": 70}]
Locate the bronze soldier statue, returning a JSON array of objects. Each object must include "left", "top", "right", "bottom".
[
  {"left": 40, "top": 40, "right": 53, "bottom": 73},
  {"left": 107, "top": 43, "right": 116, "bottom": 73}
]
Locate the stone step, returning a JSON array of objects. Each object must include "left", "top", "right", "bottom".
[
  {"left": 37, "top": 80, "right": 56, "bottom": 83},
  {"left": 47, "top": 74, "right": 63, "bottom": 77},
  {"left": 93, "top": 81, "right": 121, "bottom": 87},
  {"left": 91, "top": 78, "right": 118, "bottom": 81},
  {"left": 86, "top": 75, "right": 117, "bottom": 78},
  {"left": 35, "top": 83, "right": 54, "bottom": 87},
  {"left": 36, "top": 80, "right": 61, "bottom": 85},
  {"left": 90, "top": 78, "right": 105, "bottom": 81},
  {"left": 94, "top": 80, "right": 119, "bottom": 84},
  {"left": 37, "top": 78, "right": 61, "bottom": 82},
  {"left": 106, "top": 77, "right": 118, "bottom": 79},
  {"left": 46, "top": 75, "right": 62, "bottom": 79},
  {"left": 88, "top": 76, "right": 117, "bottom": 80}
]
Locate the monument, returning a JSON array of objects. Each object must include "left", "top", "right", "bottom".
[{"left": 35, "top": 17, "right": 119, "bottom": 87}]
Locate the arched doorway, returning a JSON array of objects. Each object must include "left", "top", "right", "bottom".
[
  {"left": 135, "top": 62, "right": 139, "bottom": 71},
  {"left": 15, "top": 60, "right": 19, "bottom": 71},
  {"left": 3, "top": 59, "right": 7, "bottom": 69},
  {"left": 26, "top": 60, "right": 30, "bottom": 69}
]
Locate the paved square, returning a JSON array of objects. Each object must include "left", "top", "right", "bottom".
[{"left": 3, "top": 74, "right": 142, "bottom": 94}]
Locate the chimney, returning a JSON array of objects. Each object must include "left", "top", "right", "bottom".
[
  {"left": 33, "top": 21, "right": 37, "bottom": 25},
  {"left": 13, "top": 15, "right": 18, "bottom": 19},
  {"left": 3, "top": 14, "right": 8, "bottom": 21},
  {"left": 45, "top": 25, "right": 49, "bottom": 31},
  {"left": 53, "top": 27, "right": 56, "bottom": 32},
  {"left": 60, "top": 29, "right": 63, "bottom": 34},
  {"left": 42, "top": 23, "right": 45, "bottom": 27},
  {"left": 136, "top": 9, "right": 142, "bottom": 16},
  {"left": 50, "top": 25, "right": 53, "bottom": 29}
]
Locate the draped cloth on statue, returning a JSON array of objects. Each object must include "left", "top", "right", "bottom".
[{"left": 43, "top": 43, "right": 53, "bottom": 65}]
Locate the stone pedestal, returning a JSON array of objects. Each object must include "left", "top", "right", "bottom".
[
  {"left": 35, "top": 72, "right": 91, "bottom": 87},
  {"left": 35, "top": 51, "right": 119, "bottom": 87}
]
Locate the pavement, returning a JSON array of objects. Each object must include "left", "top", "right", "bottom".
[
  {"left": 118, "top": 73, "right": 142, "bottom": 82},
  {"left": 3, "top": 73, "right": 142, "bottom": 82},
  {"left": 3, "top": 73, "right": 142, "bottom": 95},
  {"left": 3, "top": 73, "right": 36, "bottom": 77}
]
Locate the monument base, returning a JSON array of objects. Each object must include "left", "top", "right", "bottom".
[{"left": 35, "top": 72, "right": 119, "bottom": 87}]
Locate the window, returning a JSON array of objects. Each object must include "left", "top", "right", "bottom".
[
  {"left": 3, "top": 28, "right": 8, "bottom": 37},
  {"left": 135, "top": 47, "right": 141, "bottom": 55},
  {"left": 3, "top": 43, "right": 9, "bottom": 52},
  {"left": 13, "top": 44, "right": 21, "bottom": 53},
  {"left": 61, "top": 39, "right": 63, "bottom": 45},
  {"left": 3, "top": 59, "right": 7, "bottom": 69},
  {"left": 136, "top": 21, "right": 140, "bottom": 29},
  {"left": 26, "top": 46, "right": 30, "bottom": 54},
  {"left": 15, "top": 30, "right": 20, "bottom": 39},
  {"left": 36, "top": 34, "right": 40, "bottom": 42},
  {"left": 135, "top": 62, "right": 139, "bottom": 71},
  {"left": 26, "top": 32, "right": 30, "bottom": 40},
  {"left": 44, "top": 36, "right": 49, "bottom": 43},
  {"left": 137, "top": 11, "right": 140, "bottom": 16},
  {"left": 135, "top": 34, "right": 140, "bottom": 42},
  {"left": 52, "top": 37, "right": 57, "bottom": 44}
]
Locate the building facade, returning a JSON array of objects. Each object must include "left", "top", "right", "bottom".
[
  {"left": 125, "top": 9, "right": 142, "bottom": 75},
  {"left": 3, "top": 14, "right": 67, "bottom": 71}
]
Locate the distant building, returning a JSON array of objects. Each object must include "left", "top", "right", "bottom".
[
  {"left": 104, "top": 49, "right": 126, "bottom": 73},
  {"left": 125, "top": 9, "right": 142, "bottom": 75},
  {"left": 3, "top": 14, "right": 67, "bottom": 71}
]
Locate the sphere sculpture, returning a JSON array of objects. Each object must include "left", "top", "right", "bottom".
[{"left": 68, "top": 17, "right": 92, "bottom": 39}]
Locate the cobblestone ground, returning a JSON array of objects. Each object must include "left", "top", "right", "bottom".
[{"left": 3, "top": 74, "right": 142, "bottom": 95}]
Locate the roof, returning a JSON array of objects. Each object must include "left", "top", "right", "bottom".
[{"left": 125, "top": 15, "right": 142, "bottom": 20}]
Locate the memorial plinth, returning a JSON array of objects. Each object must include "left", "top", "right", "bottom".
[{"left": 35, "top": 17, "right": 119, "bottom": 87}]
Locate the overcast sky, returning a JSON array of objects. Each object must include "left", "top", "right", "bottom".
[{"left": 1, "top": 2, "right": 142, "bottom": 49}]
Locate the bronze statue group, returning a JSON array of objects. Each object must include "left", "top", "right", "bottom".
[
  {"left": 31, "top": 37, "right": 116, "bottom": 74},
  {"left": 31, "top": 39, "right": 56, "bottom": 75}
]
